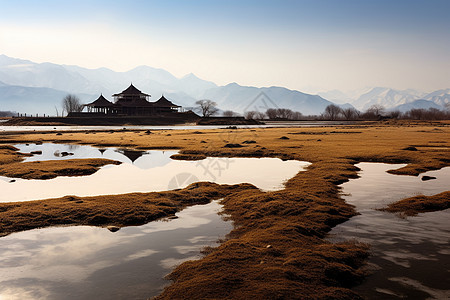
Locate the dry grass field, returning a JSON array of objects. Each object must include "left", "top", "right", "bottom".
[
  {"left": 0, "top": 120, "right": 448, "bottom": 299},
  {"left": 380, "top": 191, "right": 450, "bottom": 217}
]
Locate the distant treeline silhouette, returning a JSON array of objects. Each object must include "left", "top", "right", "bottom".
[
  {"left": 243, "top": 104, "right": 450, "bottom": 121},
  {"left": 0, "top": 111, "right": 16, "bottom": 117}
]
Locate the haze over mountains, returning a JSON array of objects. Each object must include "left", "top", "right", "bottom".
[
  {"left": 0, "top": 55, "right": 448, "bottom": 115},
  {"left": 326, "top": 87, "right": 450, "bottom": 113}
]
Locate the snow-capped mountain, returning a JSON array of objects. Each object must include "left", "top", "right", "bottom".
[
  {"left": 318, "top": 87, "right": 373, "bottom": 105},
  {"left": 0, "top": 82, "right": 94, "bottom": 115},
  {"left": 423, "top": 89, "right": 450, "bottom": 107},
  {"left": 0, "top": 54, "right": 334, "bottom": 115},
  {"left": 0, "top": 54, "right": 448, "bottom": 116},
  {"left": 174, "top": 73, "right": 217, "bottom": 99},
  {"left": 391, "top": 100, "right": 443, "bottom": 113},
  {"left": 351, "top": 87, "right": 427, "bottom": 111},
  {"left": 0, "top": 56, "right": 103, "bottom": 95},
  {"left": 317, "top": 86, "right": 450, "bottom": 113},
  {"left": 202, "top": 83, "right": 333, "bottom": 115},
  {"left": 318, "top": 89, "right": 354, "bottom": 104}
]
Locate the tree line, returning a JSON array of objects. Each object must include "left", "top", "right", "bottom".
[
  {"left": 0, "top": 111, "right": 15, "bottom": 117},
  {"left": 243, "top": 104, "right": 450, "bottom": 121},
  {"left": 7, "top": 94, "right": 448, "bottom": 120},
  {"left": 319, "top": 104, "right": 450, "bottom": 121},
  {"left": 195, "top": 100, "right": 450, "bottom": 121},
  {"left": 52, "top": 93, "right": 450, "bottom": 121}
]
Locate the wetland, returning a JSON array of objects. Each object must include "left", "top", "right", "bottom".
[{"left": 0, "top": 121, "right": 448, "bottom": 299}]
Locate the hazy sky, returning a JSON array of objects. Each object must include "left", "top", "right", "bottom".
[{"left": 1, "top": 0, "right": 449, "bottom": 93}]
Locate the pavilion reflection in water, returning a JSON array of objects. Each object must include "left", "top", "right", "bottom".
[{"left": 114, "top": 148, "right": 148, "bottom": 163}]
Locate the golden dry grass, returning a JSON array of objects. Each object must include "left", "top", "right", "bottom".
[
  {"left": 0, "top": 182, "right": 254, "bottom": 237},
  {"left": 156, "top": 161, "right": 369, "bottom": 299},
  {"left": 0, "top": 158, "right": 120, "bottom": 179},
  {"left": 0, "top": 141, "right": 120, "bottom": 179},
  {"left": 0, "top": 144, "right": 26, "bottom": 165},
  {"left": 0, "top": 121, "right": 449, "bottom": 299},
  {"left": 1, "top": 121, "right": 448, "bottom": 174},
  {"left": 380, "top": 191, "right": 450, "bottom": 216}
]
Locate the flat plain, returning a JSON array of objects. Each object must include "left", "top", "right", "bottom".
[{"left": 0, "top": 120, "right": 449, "bottom": 299}]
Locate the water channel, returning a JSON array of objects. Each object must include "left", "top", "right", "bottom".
[
  {"left": 329, "top": 163, "right": 450, "bottom": 299},
  {"left": 0, "top": 143, "right": 309, "bottom": 202},
  {"left": 1, "top": 144, "right": 448, "bottom": 299},
  {"left": 0, "top": 143, "right": 308, "bottom": 299},
  {"left": 0, "top": 121, "right": 355, "bottom": 133},
  {"left": 0, "top": 201, "right": 232, "bottom": 299}
]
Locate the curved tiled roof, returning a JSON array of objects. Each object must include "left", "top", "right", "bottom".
[
  {"left": 112, "top": 83, "right": 150, "bottom": 97},
  {"left": 154, "top": 95, "right": 181, "bottom": 107},
  {"left": 85, "top": 94, "right": 114, "bottom": 107}
]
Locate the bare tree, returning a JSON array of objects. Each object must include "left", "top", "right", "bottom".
[
  {"left": 362, "top": 105, "right": 386, "bottom": 120},
  {"left": 195, "top": 100, "right": 219, "bottom": 117},
  {"left": 367, "top": 104, "right": 385, "bottom": 116},
  {"left": 244, "top": 111, "right": 257, "bottom": 119},
  {"left": 62, "top": 94, "right": 83, "bottom": 115},
  {"left": 266, "top": 108, "right": 278, "bottom": 119},
  {"left": 324, "top": 104, "right": 342, "bottom": 120},
  {"left": 291, "top": 111, "right": 303, "bottom": 120},
  {"left": 406, "top": 108, "right": 448, "bottom": 120},
  {"left": 388, "top": 110, "right": 402, "bottom": 119},
  {"left": 425, "top": 108, "right": 445, "bottom": 120},
  {"left": 254, "top": 111, "right": 266, "bottom": 119},
  {"left": 341, "top": 107, "right": 359, "bottom": 120},
  {"left": 276, "top": 108, "right": 294, "bottom": 119},
  {"left": 407, "top": 108, "right": 424, "bottom": 120},
  {"left": 0, "top": 111, "right": 15, "bottom": 117},
  {"left": 223, "top": 110, "right": 237, "bottom": 117},
  {"left": 445, "top": 102, "right": 450, "bottom": 111}
]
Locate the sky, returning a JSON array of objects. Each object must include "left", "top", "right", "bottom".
[{"left": 1, "top": 0, "right": 449, "bottom": 93}]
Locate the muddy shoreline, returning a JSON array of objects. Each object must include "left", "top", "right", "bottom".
[{"left": 0, "top": 122, "right": 449, "bottom": 298}]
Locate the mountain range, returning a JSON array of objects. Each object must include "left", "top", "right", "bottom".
[
  {"left": 0, "top": 54, "right": 448, "bottom": 115},
  {"left": 319, "top": 87, "right": 449, "bottom": 113}
]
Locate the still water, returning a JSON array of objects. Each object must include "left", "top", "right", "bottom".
[
  {"left": 0, "top": 121, "right": 352, "bottom": 132},
  {"left": 0, "top": 143, "right": 309, "bottom": 202},
  {"left": 0, "top": 143, "right": 309, "bottom": 299},
  {"left": 329, "top": 163, "right": 450, "bottom": 299},
  {"left": 0, "top": 201, "right": 232, "bottom": 299}
]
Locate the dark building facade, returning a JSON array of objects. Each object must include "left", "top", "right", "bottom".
[{"left": 84, "top": 84, "right": 181, "bottom": 116}]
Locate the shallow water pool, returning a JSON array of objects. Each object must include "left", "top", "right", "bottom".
[
  {"left": 329, "top": 163, "right": 450, "bottom": 299},
  {"left": 0, "top": 143, "right": 309, "bottom": 202},
  {"left": 0, "top": 121, "right": 354, "bottom": 132},
  {"left": 0, "top": 143, "right": 310, "bottom": 299},
  {"left": 0, "top": 201, "right": 232, "bottom": 299}
]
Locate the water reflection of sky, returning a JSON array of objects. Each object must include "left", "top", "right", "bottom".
[
  {"left": 0, "top": 143, "right": 309, "bottom": 299},
  {"left": 329, "top": 163, "right": 450, "bottom": 299},
  {"left": 0, "top": 143, "right": 309, "bottom": 202},
  {"left": 338, "top": 163, "right": 450, "bottom": 210},
  {"left": 15, "top": 143, "right": 175, "bottom": 169},
  {"left": 0, "top": 201, "right": 232, "bottom": 300}
]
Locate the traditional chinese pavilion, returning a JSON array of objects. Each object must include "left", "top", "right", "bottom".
[
  {"left": 84, "top": 94, "right": 115, "bottom": 114},
  {"left": 84, "top": 84, "right": 181, "bottom": 116}
]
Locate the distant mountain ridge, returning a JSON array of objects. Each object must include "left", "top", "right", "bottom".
[
  {"left": 0, "top": 54, "right": 448, "bottom": 115},
  {"left": 320, "top": 86, "right": 449, "bottom": 112},
  {"left": 392, "top": 99, "right": 443, "bottom": 113},
  {"left": 203, "top": 83, "right": 333, "bottom": 116},
  {"left": 423, "top": 89, "right": 450, "bottom": 107},
  {"left": 0, "top": 54, "right": 335, "bottom": 115},
  {"left": 352, "top": 87, "right": 427, "bottom": 110},
  {"left": 0, "top": 83, "right": 94, "bottom": 115}
]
